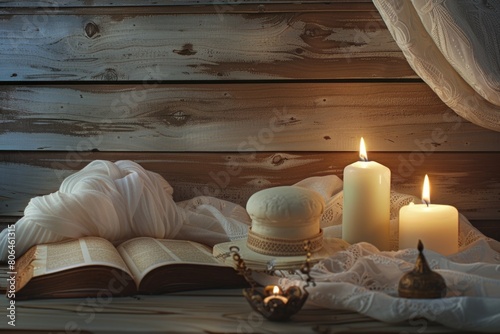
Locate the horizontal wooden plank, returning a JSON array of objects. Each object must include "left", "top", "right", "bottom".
[
  {"left": 1, "top": 1, "right": 374, "bottom": 6},
  {"left": 2, "top": 82, "right": 500, "bottom": 152},
  {"left": 0, "top": 3, "right": 378, "bottom": 16},
  {"left": 1, "top": 152, "right": 499, "bottom": 222},
  {"left": 0, "top": 7, "right": 414, "bottom": 81},
  {"left": 0, "top": 4, "right": 379, "bottom": 18},
  {"left": 0, "top": 290, "right": 476, "bottom": 334}
]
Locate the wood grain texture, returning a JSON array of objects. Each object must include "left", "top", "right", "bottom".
[
  {"left": 0, "top": 287, "right": 473, "bottom": 334},
  {"left": 0, "top": 2, "right": 498, "bottom": 232},
  {"left": 0, "top": 2, "right": 376, "bottom": 14},
  {"left": 0, "top": 6, "right": 415, "bottom": 81},
  {"left": 0, "top": 2, "right": 498, "bottom": 331},
  {"left": 0, "top": 0, "right": 374, "bottom": 7},
  {"left": 1, "top": 152, "right": 499, "bottom": 221},
  {"left": 2, "top": 82, "right": 500, "bottom": 152}
]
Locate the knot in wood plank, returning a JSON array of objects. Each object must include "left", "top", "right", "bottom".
[
  {"left": 271, "top": 154, "right": 287, "bottom": 166},
  {"left": 84, "top": 22, "right": 100, "bottom": 38},
  {"left": 173, "top": 44, "right": 197, "bottom": 56},
  {"left": 102, "top": 68, "right": 118, "bottom": 81},
  {"left": 166, "top": 111, "right": 190, "bottom": 126},
  {"left": 302, "top": 23, "right": 331, "bottom": 39}
]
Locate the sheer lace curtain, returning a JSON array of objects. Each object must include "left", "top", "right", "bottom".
[{"left": 373, "top": 0, "right": 500, "bottom": 131}]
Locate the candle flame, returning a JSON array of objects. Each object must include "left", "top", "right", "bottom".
[
  {"left": 273, "top": 286, "right": 280, "bottom": 295},
  {"left": 359, "top": 137, "right": 368, "bottom": 161},
  {"left": 422, "top": 174, "right": 430, "bottom": 206}
]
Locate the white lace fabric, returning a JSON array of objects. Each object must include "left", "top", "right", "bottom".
[
  {"left": 269, "top": 237, "right": 500, "bottom": 333},
  {"left": 271, "top": 182, "right": 500, "bottom": 333},
  {"left": 0, "top": 160, "right": 499, "bottom": 331},
  {"left": 373, "top": 0, "right": 500, "bottom": 131}
]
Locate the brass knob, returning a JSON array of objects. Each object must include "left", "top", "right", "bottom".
[{"left": 398, "top": 240, "right": 447, "bottom": 299}]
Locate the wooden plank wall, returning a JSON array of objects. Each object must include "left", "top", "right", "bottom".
[{"left": 1, "top": 1, "right": 499, "bottom": 239}]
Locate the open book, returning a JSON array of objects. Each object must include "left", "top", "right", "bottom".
[{"left": 12, "top": 236, "right": 247, "bottom": 300}]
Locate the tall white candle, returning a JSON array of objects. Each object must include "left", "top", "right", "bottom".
[
  {"left": 342, "top": 137, "right": 391, "bottom": 250},
  {"left": 399, "top": 175, "right": 458, "bottom": 255}
]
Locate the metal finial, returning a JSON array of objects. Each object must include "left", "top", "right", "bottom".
[{"left": 398, "top": 240, "right": 447, "bottom": 299}]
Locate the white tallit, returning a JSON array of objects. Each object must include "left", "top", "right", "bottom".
[{"left": 0, "top": 160, "right": 250, "bottom": 260}]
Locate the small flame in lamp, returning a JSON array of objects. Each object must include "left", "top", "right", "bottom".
[
  {"left": 422, "top": 174, "right": 431, "bottom": 207},
  {"left": 263, "top": 285, "right": 289, "bottom": 305},
  {"left": 359, "top": 137, "right": 368, "bottom": 162},
  {"left": 231, "top": 242, "right": 315, "bottom": 321}
]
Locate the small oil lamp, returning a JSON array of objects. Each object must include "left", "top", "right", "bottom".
[{"left": 231, "top": 241, "right": 315, "bottom": 321}]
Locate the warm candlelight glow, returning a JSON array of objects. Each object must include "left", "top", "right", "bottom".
[
  {"left": 343, "top": 136, "right": 391, "bottom": 250},
  {"left": 359, "top": 137, "right": 368, "bottom": 161},
  {"left": 422, "top": 174, "right": 430, "bottom": 206},
  {"left": 399, "top": 174, "right": 459, "bottom": 255},
  {"left": 263, "top": 285, "right": 288, "bottom": 305}
]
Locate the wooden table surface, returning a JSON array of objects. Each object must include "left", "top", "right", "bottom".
[{"left": 0, "top": 288, "right": 476, "bottom": 334}]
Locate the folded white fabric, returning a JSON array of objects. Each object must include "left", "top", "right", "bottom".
[{"left": 0, "top": 160, "right": 251, "bottom": 261}]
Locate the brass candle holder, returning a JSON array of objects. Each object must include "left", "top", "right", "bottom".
[
  {"left": 230, "top": 241, "right": 315, "bottom": 321},
  {"left": 398, "top": 240, "right": 447, "bottom": 299}
]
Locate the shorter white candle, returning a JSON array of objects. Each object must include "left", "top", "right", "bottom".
[{"left": 399, "top": 175, "right": 458, "bottom": 255}]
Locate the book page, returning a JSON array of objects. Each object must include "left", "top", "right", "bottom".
[
  {"left": 117, "top": 237, "right": 223, "bottom": 283},
  {"left": 30, "top": 237, "right": 131, "bottom": 277}
]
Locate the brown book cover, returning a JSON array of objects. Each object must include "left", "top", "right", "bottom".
[{"left": 11, "top": 236, "right": 247, "bottom": 300}]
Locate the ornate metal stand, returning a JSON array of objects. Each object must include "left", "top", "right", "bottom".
[{"left": 230, "top": 241, "right": 315, "bottom": 321}]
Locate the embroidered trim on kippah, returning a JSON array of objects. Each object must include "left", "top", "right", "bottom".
[{"left": 246, "top": 228, "right": 323, "bottom": 256}]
